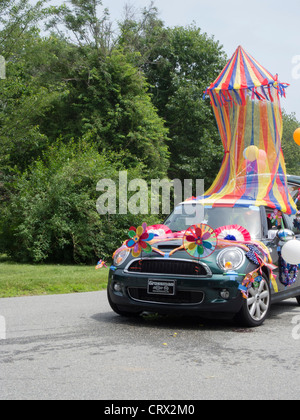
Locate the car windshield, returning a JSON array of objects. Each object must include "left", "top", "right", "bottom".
[{"left": 164, "top": 203, "right": 262, "bottom": 239}]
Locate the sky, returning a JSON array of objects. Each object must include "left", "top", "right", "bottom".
[{"left": 47, "top": 0, "right": 300, "bottom": 121}]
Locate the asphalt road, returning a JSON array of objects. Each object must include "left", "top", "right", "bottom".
[{"left": 1, "top": 290, "right": 300, "bottom": 400}]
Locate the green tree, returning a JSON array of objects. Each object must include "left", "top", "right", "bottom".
[
  {"left": 0, "top": 0, "right": 49, "bottom": 56},
  {"left": 1, "top": 142, "right": 159, "bottom": 263},
  {"left": 46, "top": 0, "right": 113, "bottom": 53},
  {"left": 0, "top": 1, "right": 60, "bottom": 238},
  {"left": 0, "top": 0, "right": 170, "bottom": 178},
  {"left": 36, "top": 47, "right": 170, "bottom": 179},
  {"left": 118, "top": 9, "right": 227, "bottom": 187},
  {"left": 282, "top": 110, "right": 300, "bottom": 176}
]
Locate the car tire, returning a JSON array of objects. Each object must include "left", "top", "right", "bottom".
[
  {"left": 107, "top": 288, "right": 141, "bottom": 317},
  {"left": 235, "top": 274, "right": 271, "bottom": 327}
]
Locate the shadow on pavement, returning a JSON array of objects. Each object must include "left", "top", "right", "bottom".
[{"left": 92, "top": 298, "right": 300, "bottom": 333}]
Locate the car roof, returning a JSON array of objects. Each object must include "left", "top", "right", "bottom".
[
  {"left": 287, "top": 174, "right": 300, "bottom": 186},
  {"left": 180, "top": 198, "right": 260, "bottom": 208}
]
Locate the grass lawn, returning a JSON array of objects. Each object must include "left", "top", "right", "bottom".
[{"left": 0, "top": 255, "right": 109, "bottom": 298}]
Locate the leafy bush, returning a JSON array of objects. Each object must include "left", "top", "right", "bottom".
[{"left": 1, "top": 142, "right": 159, "bottom": 263}]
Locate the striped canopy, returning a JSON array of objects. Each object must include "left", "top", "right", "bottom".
[
  {"left": 198, "top": 46, "right": 296, "bottom": 216},
  {"left": 204, "top": 46, "right": 288, "bottom": 106}
]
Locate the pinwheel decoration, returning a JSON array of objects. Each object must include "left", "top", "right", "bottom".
[
  {"left": 214, "top": 225, "right": 251, "bottom": 242},
  {"left": 95, "top": 259, "right": 107, "bottom": 269},
  {"left": 183, "top": 224, "right": 217, "bottom": 259},
  {"left": 126, "top": 223, "right": 155, "bottom": 258}
]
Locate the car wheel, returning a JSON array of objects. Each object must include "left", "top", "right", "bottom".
[
  {"left": 107, "top": 288, "right": 141, "bottom": 317},
  {"left": 235, "top": 274, "right": 271, "bottom": 327}
]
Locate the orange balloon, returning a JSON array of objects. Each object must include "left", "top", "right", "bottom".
[
  {"left": 257, "top": 149, "right": 267, "bottom": 171},
  {"left": 293, "top": 128, "right": 300, "bottom": 146}
]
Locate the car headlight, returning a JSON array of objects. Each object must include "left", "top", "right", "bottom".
[
  {"left": 113, "top": 248, "right": 130, "bottom": 267},
  {"left": 217, "top": 247, "right": 245, "bottom": 271}
]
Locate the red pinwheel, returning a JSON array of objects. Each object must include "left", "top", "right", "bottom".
[{"left": 183, "top": 224, "right": 217, "bottom": 258}]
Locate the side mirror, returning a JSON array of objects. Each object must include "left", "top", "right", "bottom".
[
  {"left": 277, "top": 228, "right": 295, "bottom": 242},
  {"left": 267, "top": 228, "right": 295, "bottom": 244}
]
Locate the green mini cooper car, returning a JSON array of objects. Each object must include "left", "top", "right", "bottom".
[{"left": 107, "top": 180, "right": 300, "bottom": 327}]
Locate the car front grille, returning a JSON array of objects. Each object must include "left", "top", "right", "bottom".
[
  {"left": 126, "top": 259, "right": 209, "bottom": 276},
  {"left": 127, "top": 288, "right": 204, "bottom": 305}
]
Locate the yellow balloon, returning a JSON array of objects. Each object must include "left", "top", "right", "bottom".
[
  {"left": 243, "top": 145, "right": 259, "bottom": 162},
  {"left": 293, "top": 128, "right": 300, "bottom": 146}
]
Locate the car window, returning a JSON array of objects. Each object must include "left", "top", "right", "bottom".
[
  {"left": 164, "top": 204, "right": 262, "bottom": 239},
  {"left": 265, "top": 205, "right": 300, "bottom": 235},
  {"left": 265, "top": 208, "right": 284, "bottom": 230},
  {"left": 288, "top": 184, "right": 300, "bottom": 200},
  {"left": 285, "top": 211, "right": 300, "bottom": 234}
]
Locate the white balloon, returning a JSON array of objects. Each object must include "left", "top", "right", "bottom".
[{"left": 281, "top": 240, "right": 300, "bottom": 265}]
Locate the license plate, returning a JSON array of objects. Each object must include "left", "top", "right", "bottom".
[{"left": 147, "top": 279, "right": 176, "bottom": 295}]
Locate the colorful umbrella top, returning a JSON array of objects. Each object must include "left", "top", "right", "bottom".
[{"left": 204, "top": 46, "right": 288, "bottom": 105}]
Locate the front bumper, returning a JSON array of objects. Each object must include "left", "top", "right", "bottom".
[{"left": 108, "top": 267, "right": 244, "bottom": 317}]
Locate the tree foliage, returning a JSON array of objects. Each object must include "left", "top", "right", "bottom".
[
  {"left": 119, "top": 8, "right": 227, "bottom": 186},
  {"left": 1, "top": 142, "right": 158, "bottom": 263},
  {"left": 281, "top": 111, "right": 300, "bottom": 176}
]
